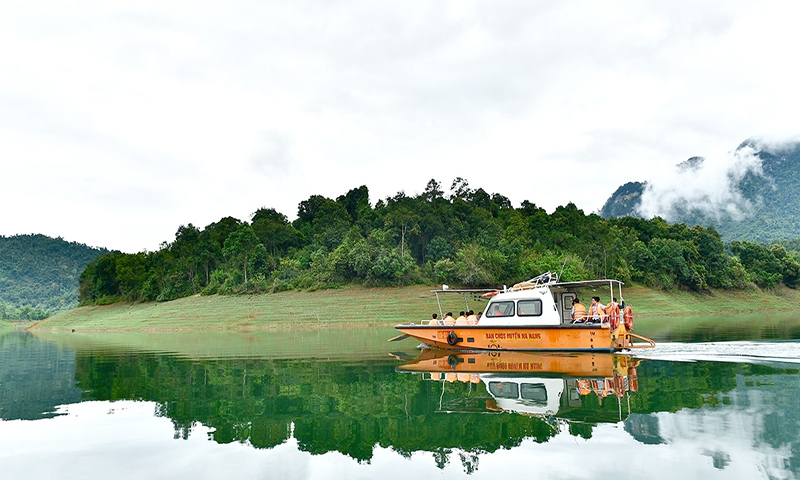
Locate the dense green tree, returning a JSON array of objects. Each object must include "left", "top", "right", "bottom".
[
  {"left": 251, "top": 208, "right": 300, "bottom": 256},
  {"left": 171, "top": 224, "right": 201, "bottom": 290},
  {"left": 769, "top": 244, "right": 800, "bottom": 288},
  {"left": 730, "top": 240, "right": 783, "bottom": 287},
  {"left": 336, "top": 185, "right": 371, "bottom": 223},
  {"left": 384, "top": 192, "right": 420, "bottom": 259},
  {"left": 223, "top": 224, "right": 261, "bottom": 284}
]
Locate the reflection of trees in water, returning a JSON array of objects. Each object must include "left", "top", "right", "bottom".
[
  {"left": 624, "top": 414, "right": 663, "bottom": 444},
  {"left": 70, "top": 352, "right": 800, "bottom": 473},
  {"left": 74, "top": 353, "right": 559, "bottom": 468}
]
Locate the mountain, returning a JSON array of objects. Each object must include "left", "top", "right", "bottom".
[
  {"left": 0, "top": 235, "right": 108, "bottom": 318},
  {"left": 600, "top": 139, "right": 800, "bottom": 242}
]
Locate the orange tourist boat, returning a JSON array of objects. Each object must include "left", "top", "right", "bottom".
[{"left": 391, "top": 272, "right": 655, "bottom": 352}]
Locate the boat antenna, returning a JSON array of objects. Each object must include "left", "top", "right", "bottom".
[{"left": 559, "top": 256, "right": 568, "bottom": 280}]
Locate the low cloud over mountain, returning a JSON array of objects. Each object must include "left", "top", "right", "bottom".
[{"left": 600, "top": 138, "right": 800, "bottom": 242}]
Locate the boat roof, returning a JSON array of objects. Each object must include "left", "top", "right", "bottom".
[
  {"left": 430, "top": 288, "right": 499, "bottom": 294},
  {"left": 550, "top": 279, "right": 625, "bottom": 288},
  {"left": 430, "top": 279, "right": 624, "bottom": 295}
]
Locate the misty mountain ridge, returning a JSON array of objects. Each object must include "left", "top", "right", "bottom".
[{"left": 600, "top": 138, "right": 800, "bottom": 242}]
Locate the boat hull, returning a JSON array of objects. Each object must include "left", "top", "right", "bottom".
[{"left": 394, "top": 324, "right": 634, "bottom": 352}]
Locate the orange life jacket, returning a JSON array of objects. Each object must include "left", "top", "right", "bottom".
[{"left": 572, "top": 303, "right": 587, "bottom": 319}]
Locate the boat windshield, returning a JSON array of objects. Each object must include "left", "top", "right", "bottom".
[
  {"left": 517, "top": 299, "right": 542, "bottom": 316},
  {"left": 486, "top": 301, "right": 515, "bottom": 317}
]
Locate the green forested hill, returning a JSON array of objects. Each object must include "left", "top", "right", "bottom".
[
  {"left": 600, "top": 140, "right": 800, "bottom": 243},
  {"left": 0, "top": 235, "right": 107, "bottom": 319},
  {"left": 77, "top": 177, "right": 800, "bottom": 306}
]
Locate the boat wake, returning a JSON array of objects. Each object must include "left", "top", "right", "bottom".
[{"left": 634, "top": 340, "right": 800, "bottom": 367}]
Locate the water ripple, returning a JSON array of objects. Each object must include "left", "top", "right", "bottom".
[{"left": 635, "top": 340, "right": 800, "bottom": 367}]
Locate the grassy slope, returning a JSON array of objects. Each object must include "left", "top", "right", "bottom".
[
  {"left": 31, "top": 283, "right": 800, "bottom": 332},
  {"left": 624, "top": 284, "right": 800, "bottom": 315},
  {"left": 33, "top": 285, "right": 441, "bottom": 332}
]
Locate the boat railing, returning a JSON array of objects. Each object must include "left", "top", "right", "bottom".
[
  {"left": 509, "top": 271, "right": 559, "bottom": 292},
  {"left": 572, "top": 313, "right": 612, "bottom": 323},
  {"left": 412, "top": 318, "right": 479, "bottom": 326}
]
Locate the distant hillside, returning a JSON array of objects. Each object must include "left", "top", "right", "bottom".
[
  {"left": 0, "top": 235, "right": 107, "bottom": 319},
  {"left": 600, "top": 139, "right": 800, "bottom": 242},
  {"left": 599, "top": 181, "right": 646, "bottom": 219}
]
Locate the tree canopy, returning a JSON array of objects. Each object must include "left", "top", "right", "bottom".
[{"left": 78, "top": 179, "right": 800, "bottom": 306}]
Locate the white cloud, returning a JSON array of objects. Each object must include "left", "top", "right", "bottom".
[
  {"left": 636, "top": 145, "right": 764, "bottom": 222},
  {"left": 1, "top": 0, "right": 799, "bottom": 251}
]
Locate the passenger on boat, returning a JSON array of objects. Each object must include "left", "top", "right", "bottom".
[
  {"left": 571, "top": 298, "right": 587, "bottom": 322},
  {"left": 466, "top": 310, "right": 478, "bottom": 325},
  {"left": 443, "top": 312, "right": 454, "bottom": 324},
  {"left": 451, "top": 311, "right": 466, "bottom": 325},
  {"left": 588, "top": 297, "right": 606, "bottom": 323}
]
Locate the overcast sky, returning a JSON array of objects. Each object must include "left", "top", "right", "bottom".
[{"left": 2, "top": 1, "right": 799, "bottom": 253}]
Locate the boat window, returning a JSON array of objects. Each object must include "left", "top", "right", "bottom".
[
  {"left": 520, "top": 383, "right": 548, "bottom": 405},
  {"left": 488, "top": 381, "right": 519, "bottom": 399},
  {"left": 517, "top": 299, "right": 542, "bottom": 316},
  {"left": 485, "top": 301, "right": 515, "bottom": 317}
]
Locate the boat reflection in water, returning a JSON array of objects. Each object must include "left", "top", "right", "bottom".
[{"left": 397, "top": 349, "right": 639, "bottom": 421}]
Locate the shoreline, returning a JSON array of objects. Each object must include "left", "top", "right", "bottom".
[{"left": 26, "top": 283, "right": 800, "bottom": 333}]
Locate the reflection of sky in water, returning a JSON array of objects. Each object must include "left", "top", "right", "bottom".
[{"left": 0, "top": 396, "right": 792, "bottom": 480}]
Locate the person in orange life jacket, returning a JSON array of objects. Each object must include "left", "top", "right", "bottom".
[
  {"left": 571, "top": 298, "right": 587, "bottom": 322},
  {"left": 589, "top": 296, "right": 606, "bottom": 323},
  {"left": 466, "top": 310, "right": 478, "bottom": 324}
]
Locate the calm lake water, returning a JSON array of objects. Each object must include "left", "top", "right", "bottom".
[{"left": 2, "top": 315, "right": 800, "bottom": 479}]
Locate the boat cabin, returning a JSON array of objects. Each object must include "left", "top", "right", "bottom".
[{"left": 480, "top": 278, "right": 626, "bottom": 326}]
